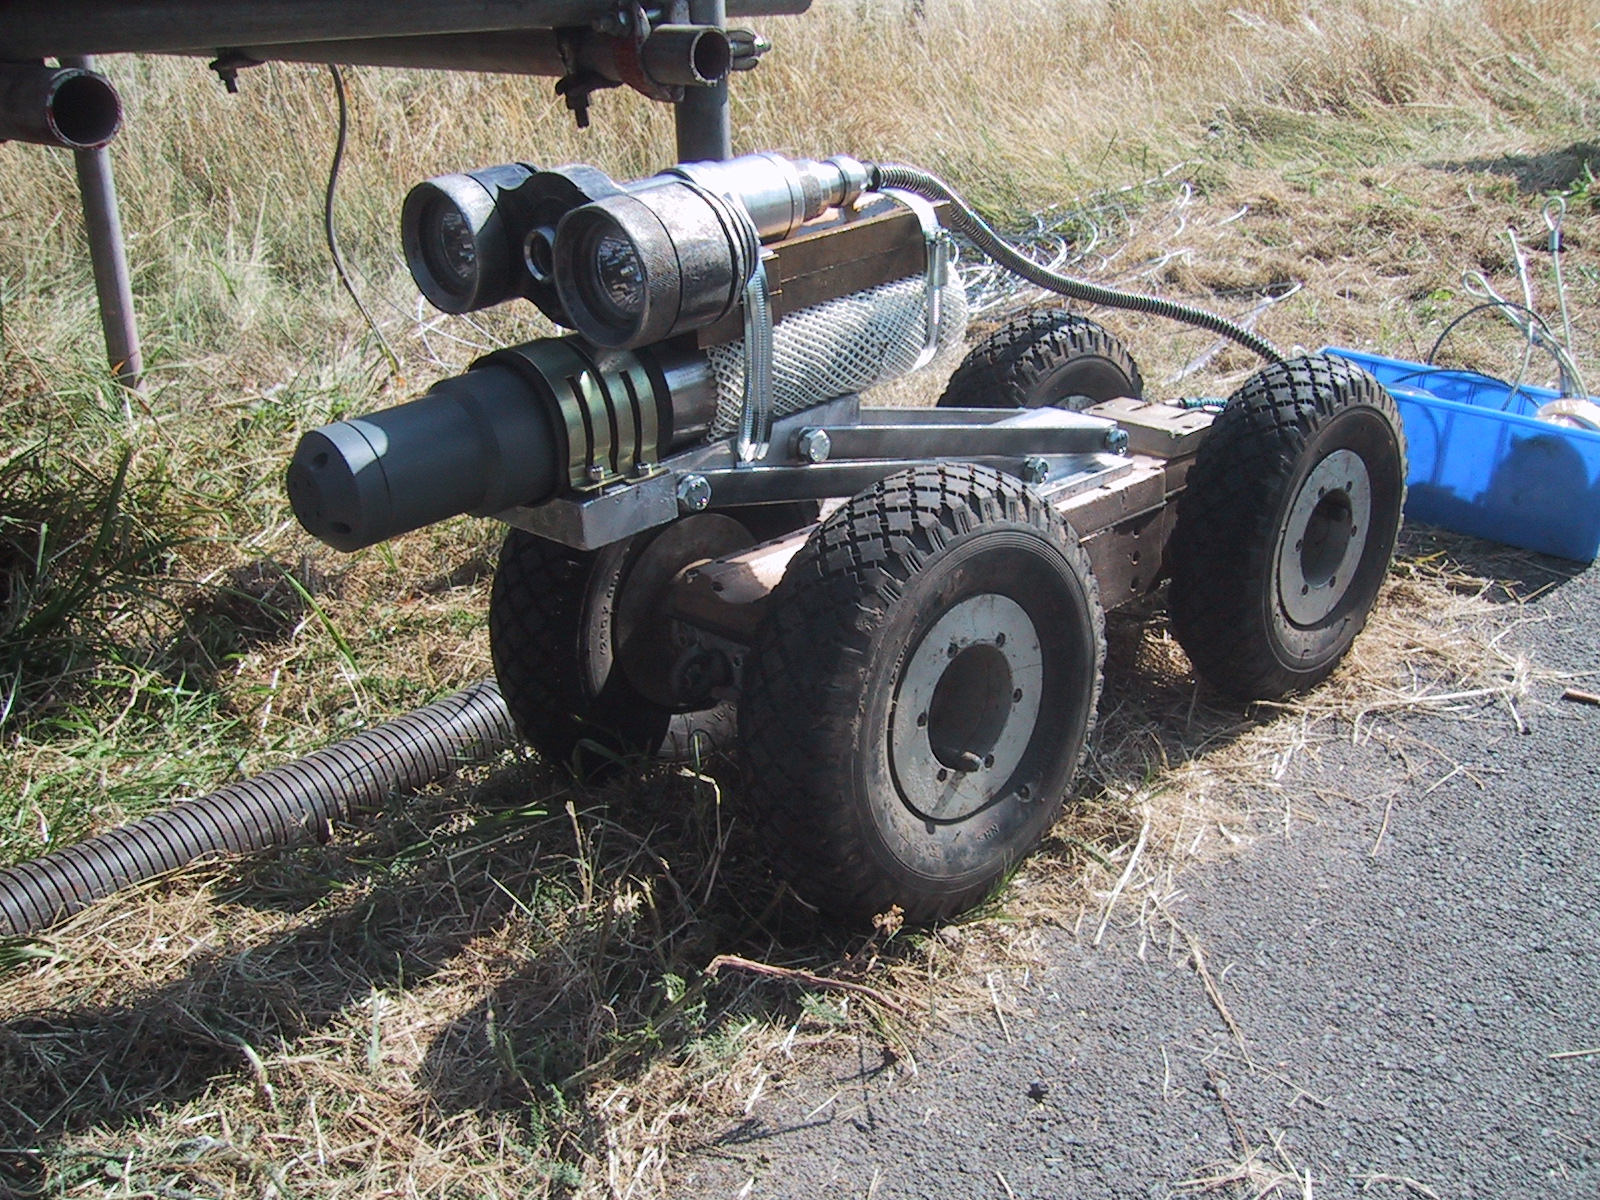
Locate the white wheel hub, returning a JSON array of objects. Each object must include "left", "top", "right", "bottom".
[
  {"left": 1278, "top": 448, "right": 1372, "bottom": 626},
  {"left": 889, "top": 593, "right": 1044, "bottom": 822}
]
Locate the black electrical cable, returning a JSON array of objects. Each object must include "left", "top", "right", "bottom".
[
  {"left": 325, "top": 64, "right": 402, "bottom": 379},
  {"left": 1424, "top": 299, "right": 1557, "bottom": 366},
  {"left": 868, "top": 163, "right": 1285, "bottom": 366}
]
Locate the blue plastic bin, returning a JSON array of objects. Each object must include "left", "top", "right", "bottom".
[{"left": 1322, "top": 347, "right": 1600, "bottom": 562}]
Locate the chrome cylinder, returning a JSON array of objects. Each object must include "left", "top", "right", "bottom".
[
  {"left": 641, "top": 25, "right": 733, "bottom": 86},
  {"left": 670, "top": 153, "right": 870, "bottom": 240}
]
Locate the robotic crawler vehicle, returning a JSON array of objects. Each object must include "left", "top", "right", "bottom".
[
  {"left": 2, "top": 1, "right": 1404, "bottom": 925},
  {"left": 288, "top": 145, "right": 1406, "bottom": 924}
]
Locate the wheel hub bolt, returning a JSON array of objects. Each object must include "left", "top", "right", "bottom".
[{"left": 676, "top": 473, "right": 712, "bottom": 513}]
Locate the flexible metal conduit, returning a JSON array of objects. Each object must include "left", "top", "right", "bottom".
[
  {"left": 869, "top": 163, "right": 1286, "bottom": 366},
  {"left": 0, "top": 680, "right": 516, "bottom": 937}
]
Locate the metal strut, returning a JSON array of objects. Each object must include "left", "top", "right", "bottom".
[
  {"left": 62, "top": 55, "right": 143, "bottom": 388},
  {"left": 676, "top": 0, "right": 732, "bottom": 160}
]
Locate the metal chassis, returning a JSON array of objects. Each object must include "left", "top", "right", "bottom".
[{"left": 500, "top": 394, "right": 1218, "bottom": 644}]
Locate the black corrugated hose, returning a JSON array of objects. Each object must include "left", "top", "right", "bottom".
[
  {"left": 870, "top": 162, "right": 1286, "bottom": 366},
  {"left": 0, "top": 680, "right": 516, "bottom": 937}
]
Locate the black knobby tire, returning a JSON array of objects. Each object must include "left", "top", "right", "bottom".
[
  {"left": 491, "top": 531, "right": 680, "bottom": 774},
  {"left": 938, "top": 310, "right": 1144, "bottom": 411},
  {"left": 739, "top": 463, "right": 1106, "bottom": 925},
  {"left": 491, "top": 503, "right": 818, "bottom": 774},
  {"left": 1167, "top": 354, "right": 1407, "bottom": 701},
  {"left": 486, "top": 537, "right": 709, "bottom": 775}
]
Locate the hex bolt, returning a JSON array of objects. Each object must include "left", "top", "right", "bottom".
[
  {"left": 1021, "top": 456, "right": 1049, "bottom": 485},
  {"left": 676, "top": 473, "right": 712, "bottom": 513},
  {"left": 796, "top": 427, "right": 831, "bottom": 464},
  {"left": 1104, "top": 427, "right": 1130, "bottom": 455},
  {"left": 586, "top": 463, "right": 606, "bottom": 484}
]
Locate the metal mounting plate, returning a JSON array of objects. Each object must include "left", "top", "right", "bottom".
[{"left": 1084, "top": 398, "right": 1215, "bottom": 458}]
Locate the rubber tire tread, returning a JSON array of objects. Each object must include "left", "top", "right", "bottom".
[
  {"left": 938, "top": 310, "right": 1144, "bottom": 411},
  {"left": 1166, "top": 353, "right": 1406, "bottom": 701},
  {"left": 489, "top": 508, "right": 816, "bottom": 774},
  {"left": 490, "top": 531, "right": 663, "bottom": 773},
  {"left": 739, "top": 462, "right": 1105, "bottom": 925}
]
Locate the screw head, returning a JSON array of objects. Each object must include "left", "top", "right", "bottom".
[
  {"left": 1104, "top": 427, "right": 1130, "bottom": 455},
  {"left": 676, "top": 473, "right": 712, "bottom": 513},
  {"left": 796, "top": 427, "right": 832, "bottom": 464},
  {"left": 1021, "top": 456, "right": 1049, "bottom": 485}
]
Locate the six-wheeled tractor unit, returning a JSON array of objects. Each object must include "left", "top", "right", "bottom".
[{"left": 4, "top": 1, "right": 1406, "bottom": 925}]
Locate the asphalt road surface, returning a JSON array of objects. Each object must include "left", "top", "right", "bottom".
[{"left": 678, "top": 550, "right": 1600, "bottom": 1198}]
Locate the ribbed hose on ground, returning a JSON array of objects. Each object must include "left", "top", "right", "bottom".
[
  {"left": 0, "top": 679, "right": 516, "bottom": 937},
  {"left": 870, "top": 163, "right": 1286, "bottom": 366}
]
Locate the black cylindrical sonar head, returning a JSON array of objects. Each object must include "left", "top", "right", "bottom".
[{"left": 287, "top": 363, "right": 563, "bottom": 552}]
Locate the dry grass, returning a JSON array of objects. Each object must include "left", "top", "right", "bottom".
[{"left": 2, "top": 0, "right": 1598, "bottom": 1195}]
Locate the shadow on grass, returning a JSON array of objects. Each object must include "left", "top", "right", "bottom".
[
  {"left": 0, "top": 749, "right": 897, "bottom": 1196},
  {"left": 1398, "top": 524, "right": 1590, "bottom": 605},
  {"left": 0, "top": 446, "right": 173, "bottom": 729},
  {"left": 0, "top": 579, "right": 1380, "bottom": 1196},
  {"left": 1428, "top": 140, "right": 1600, "bottom": 194},
  {"left": 165, "top": 558, "right": 320, "bottom": 694}
]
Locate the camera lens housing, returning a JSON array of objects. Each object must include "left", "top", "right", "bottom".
[
  {"left": 403, "top": 154, "right": 870, "bottom": 340},
  {"left": 402, "top": 162, "right": 626, "bottom": 321},
  {"left": 553, "top": 178, "right": 758, "bottom": 349},
  {"left": 402, "top": 164, "right": 537, "bottom": 315}
]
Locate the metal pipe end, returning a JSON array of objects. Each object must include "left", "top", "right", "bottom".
[
  {"left": 0, "top": 64, "right": 123, "bottom": 149},
  {"left": 49, "top": 68, "right": 122, "bottom": 148},
  {"left": 643, "top": 25, "right": 733, "bottom": 86}
]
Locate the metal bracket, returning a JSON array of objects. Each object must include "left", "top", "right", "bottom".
[
  {"left": 208, "top": 50, "right": 263, "bottom": 92},
  {"left": 1082, "top": 398, "right": 1215, "bottom": 458},
  {"left": 499, "top": 395, "right": 860, "bottom": 549},
  {"left": 736, "top": 248, "right": 776, "bottom": 464},
  {"left": 881, "top": 187, "right": 951, "bottom": 370},
  {"left": 609, "top": 2, "right": 684, "bottom": 103},
  {"left": 496, "top": 469, "right": 680, "bottom": 550},
  {"left": 496, "top": 394, "right": 1137, "bottom": 552},
  {"left": 792, "top": 405, "right": 1118, "bottom": 462}
]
